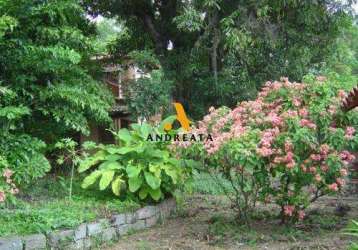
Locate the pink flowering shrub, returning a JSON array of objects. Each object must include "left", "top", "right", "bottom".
[
  {"left": 177, "top": 76, "right": 358, "bottom": 222},
  {"left": 0, "top": 156, "right": 19, "bottom": 204}
]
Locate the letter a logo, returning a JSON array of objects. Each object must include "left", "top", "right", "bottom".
[{"left": 164, "top": 102, "right": 191, "bottom": 132}]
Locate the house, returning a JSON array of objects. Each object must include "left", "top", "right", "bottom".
[{"left": 80, "top": 58, "right": 144, "bottom": 144}]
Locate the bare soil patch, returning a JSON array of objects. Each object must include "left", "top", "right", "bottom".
[{"left": 106, "top": 195, "right": 358, "bottom": 250}]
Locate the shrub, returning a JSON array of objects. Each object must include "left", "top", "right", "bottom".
[
  {"left": 0, "top": 156, "right": 19, "bottom": 204},
  {"left": 177, "top": 76, "right": 358, "bottom": 222},
  {"left": 78, "top": 122, "right": 193, "bottom": 202},
  {"left": 0, "top": 134, "right": 50, "bottom": 185},
  {"left": 0, "top": 87, "right": 50, "bottom": 186}
]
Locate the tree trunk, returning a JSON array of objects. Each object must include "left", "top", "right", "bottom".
[{"left": 211, "top": 11, "right": 219, "bottom": 90}]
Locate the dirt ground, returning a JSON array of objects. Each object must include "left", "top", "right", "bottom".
[{"left": 105, "top": 195, "right": 358, "bottom": 250}]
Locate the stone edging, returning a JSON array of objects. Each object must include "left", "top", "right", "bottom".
[{"left": 0, "top": 198, "right": 176, "bottom": 250}]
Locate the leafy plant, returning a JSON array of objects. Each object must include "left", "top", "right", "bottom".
[
  {"left": 0, "top": 0, "right": 115, "bottom": 189},
  {"left": 178, "top": 76, "right": 358, "bottom": 222},
  {"left": 0, "top": 0, "right": 113, "bottom": 145},
  {"left": 0, "top": 175, "right": 141, "bottom": 237},
  {"left": 0, "top": 156, "right": 19, "bottom": 205},
  {"left": 55, "top": 138, "right": 83, "bottom": 200},
  {"left": 0, "top": 86, "right": 50, "bottom": 185},
  {"left": 78, "top": 122, "right": 193, "bottom": 202}
]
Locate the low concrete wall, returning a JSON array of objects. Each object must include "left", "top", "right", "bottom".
[{"left": 0, "top": 198, "right": 176, "bottom": 250}]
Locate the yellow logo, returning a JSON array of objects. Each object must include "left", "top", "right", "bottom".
[
  {"left": 147, "top": 102, "right": 212, "bottom": 142},
  {"left": 164, "top": 102, "right": 191, "bottom": 132}
]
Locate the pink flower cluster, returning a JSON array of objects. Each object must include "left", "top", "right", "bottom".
[
  {"left": 328, "top": 183, "right": 338, "bottom": 191},
  {"left": 175, "top": 76, "right": 357, "bottom": 221},
  {"left": 339, "top": 150, "right": 356, "bottom": 165},
  {"left": 284, "top": 205, "right": 305, "bottom": 220},
  {"left": 272, "top": 140, "right": 296, "bottom": 169},
  {"left": 183, "top": 78, "right": 312, "bottom": 156},
  {"left": 298, "top": 210, "right": 305, "bottom": 220},
  {"left": 0, "top": 190, "right": 5, "bottom": 202},
  {"left": 345, "top": 126, "right": 355, "bottom": 140},
  {"left": 299, "top": 119, "right": 316, "bottom": 130},
  {"left": 284, "top": 205, "right": 295, "bottom": 216},
  {"left": 0, "top": 168, "right": 18, "bottom": 202},
  {"left": 257, "top": 128, "right": 280, "bottom": 157},
  {"left": 180, "top": 78, "right": 355, "bottom": 174}
]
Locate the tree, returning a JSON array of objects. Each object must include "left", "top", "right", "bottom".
[
  {"left": 84, "top": 0, "right": 355, "bottom": 119},
  {"left": 93, "top": 17, "right": 126, "bottom": 54},
  {"left": 0, "top": 0, "right": 114, "bottom": 184}
]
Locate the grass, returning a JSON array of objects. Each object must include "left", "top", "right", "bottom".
[
  {"left": 0, "top": 171, "right": 227, "bottom": 238},
  {"left": 0, "top": 175, "right": 141, "bottom": 237},
  {"left": 343, "top": 220, "right": 358, "bottom": 250},
  {"left": 187, "top": 171, "right": 234, "bottom": 195}
]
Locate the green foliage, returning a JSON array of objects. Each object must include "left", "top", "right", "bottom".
[
  {"left": 0, "top": 0, "right": 116, "bottom": 189},
  {"left": 179, "top": 75, "right": 358, "bottom": 222},
  {"left": 55, "top": 138, "right": 82, "bottom": 200},
  {"left": 186, "top": 171, "right": 234, "bottom": 196},
  {"left": 79, "top": 122, "right": 192, "bottom": 202},
  {"left": 0, "top": 87, "right": 50, "bottom": 186},
  {"left": 0, "top": 177, "right": 140, "bottom": 237},
  {"left": 173, "top": 6, "right": 203, "bottom": 32},
  {"left": 0, "top": 201, "right": 97, "bottom": 236},
  {"left": 0, "top": 0, "right": 113, "bottom": 139},
  {"left": 0, "top": 156, "right": 18, "bottom": 204},
  {"left": 343, "top": 220, "right": 358, "bottom": 250},
  {"left": 93, "top": 17, "right": 126, "bottom": 54},
  {"left": 84, "top": 0, "right": 355, "bottom": 119},
  {"left": 0, "top": 134, "right": 50, "bottom": 185},
  {"left": 126, "top": 68, "right": 173, "bottom": 120}
]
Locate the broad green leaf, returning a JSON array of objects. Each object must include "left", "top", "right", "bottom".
[
  {"left": 148, "top": 188, "right": 162, "bottom": 201},
  {"left": 183, "top": 159, "right": 201, "bottom": 168},
  {"left": 105, "top": 154, "right": 121, "bottom": 161},
  {"left": 116, "top": 129, "right": 132, "bottom": 143},
  {"left": 112, "top": 176, "right": 123, "bottom": 196},
  {"left": 99, "top": 170, "right": 115, "bottom": 190},
  {"left": 78, "top": 151, "right": 106, "bottom": 173},
  {"left": 140, "top": 123, "right": 152, "bottom": 138},
  {"left": 130, "top": 123, "right": 141, "bottom": 131},
  {"left": 151, "top": 149, "right": 168, "bottom": 159},
  {"left": 128, "top": 176, "right": 143, "bottom": 192},
  {"left": 126, "top": 165, "right": 141, "bottom": 178},
  {"left": 144, "top": 171, "right": 161, "bottom": 189},
  {"left": 149, "top": 164, "right": 162, "bottom": 178},
  {"left": 106, "top": 147, "right": 135, "bottom": 155},
  {"left": 159, "top": 115, "right": 177, "bottom": 132},
  {"left": 163, "top": 165, "right": 178, "bottom": 184},
  {"left": 81, "top": 170, "right": 102, "bottom": 188},
  {"left": 117, "top": 147, "right": 135, "bottom": 154},
  {"left": 138, "top": 186, "right": 149, "bottom": 200},
  {"left": 82, "top": 141, "right": 96, "bottom": 150},
  {"left": 99, "top": 161, "right": 123, "bottom": 170},
  {"left": 134, "top": 145, "right": 145, "bottom": 153},
  {"left": 167, "top": 158, "right": 180, "bottom": 166}
]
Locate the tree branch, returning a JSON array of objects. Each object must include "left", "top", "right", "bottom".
[{"left": 142, "top": 14, "right": 166, "bottom": 54}]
